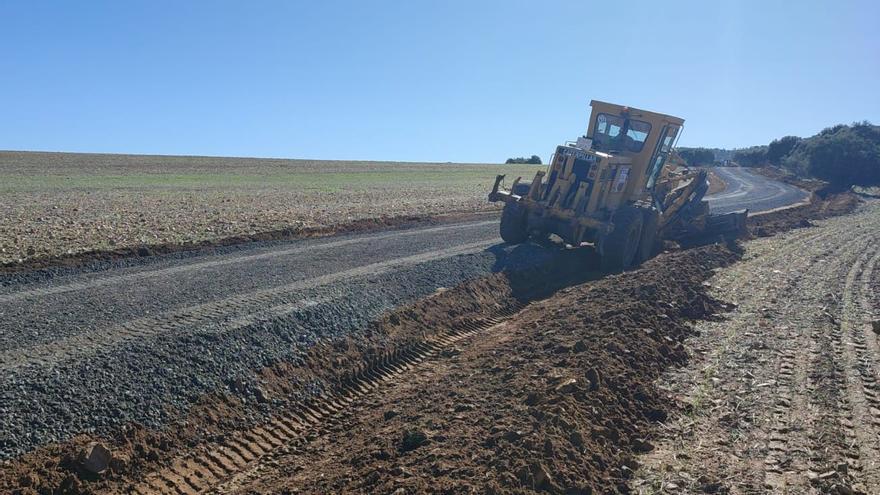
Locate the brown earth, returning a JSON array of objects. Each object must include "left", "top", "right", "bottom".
[
  {"left": 747, "top": 192, "right": 860, "bottom": 238},
  {"left": 0, "top": 246, "right": 598, "bottom": 495},
  {"left": 221, "top": 245, "right": 740, "bottom": 495},
  {"left": 634, "top": 200, "right": 880, "bottom": 494}
]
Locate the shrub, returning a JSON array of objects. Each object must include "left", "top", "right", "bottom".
[
  {"left": 506, "top": 155, "right": 542, "bottom": 165},
  {"left": 782, "top": 122, "right": 880, "bottom": 188},
  {"left": 678, "top": 148, "right": 716, "bottom": 167},
  {"left": 733, "top": 146, "right": 769, "bottom": 167},
  {"left": 766, "top": 136, "right": 801, "bottom": 165}
]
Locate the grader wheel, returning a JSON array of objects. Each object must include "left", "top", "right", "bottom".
[
  {"left": 637, "top": 208, "right": 661, "bottom": 263},
  {"left": 600, "top": 207, "right": 644, "bottom": 272},
  {"left": 499, "top": 202, "right": 529, "bottom": 244}
]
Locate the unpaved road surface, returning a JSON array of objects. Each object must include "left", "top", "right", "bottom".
[
  {"left": 0, "top": 172, "right": 798, "bottom": 461},
  {"left": 0, "top": 219, "right": 545, "bottom": 459},
  {"left": 635, "top": 201, "right": 880, "bottom": 494},
  {"left": 707, "top": 167, "right": 811, "bottom": 214}
]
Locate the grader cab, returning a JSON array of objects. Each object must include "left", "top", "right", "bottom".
[{"left": 489, "top": 100, "right": 745, "bottom": 270}]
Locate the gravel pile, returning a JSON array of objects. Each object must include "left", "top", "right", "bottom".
[{"left": 0, "top": 243, "right": 557, "bottom": 459}]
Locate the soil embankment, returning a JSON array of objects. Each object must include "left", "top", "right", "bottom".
[{"left": 224, "top": 245, "right": 740, "bottom": 494}]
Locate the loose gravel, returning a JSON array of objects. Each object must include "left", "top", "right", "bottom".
[{"left": 0, "top": 239, "right": 557, "bottom": 459}]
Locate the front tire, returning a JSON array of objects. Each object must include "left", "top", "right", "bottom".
[
  {"left": 600, "top": 207, "right": 644, "bottom": 272},
  {"left": 500, "top": 202, "right": 528, "bottom": 244},
  {"left": 637, "top": 208, "right": 660, "bottom": 263}
]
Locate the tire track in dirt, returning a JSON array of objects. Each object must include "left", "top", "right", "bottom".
[
  {"left": 640, "top": 223, "right": 850, "bottom": 492},
  {"left": 0, "top": 240, "right": 496, "bottom": 370},
  {"left": 760, "top": 232, "right": 874, "bottom": 492},
  {"left": 634, "top": 203, "right": 880, "bottom": 494},
  {"left": 743, "top": 229, "right": 869, "bottom": 492},
  {"left": 126, "top": 306, "right": 524, "bottom": 494},
  {"left": 835, "top": 243, "right": 880, "bottom": 489}
]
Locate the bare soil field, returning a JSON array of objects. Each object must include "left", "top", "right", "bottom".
[
  {"left": 635, "top": 200, "right": 880, "bottom": 494},
  {"left": 0, "top": 151, "right": 536, "bottom": 266}
]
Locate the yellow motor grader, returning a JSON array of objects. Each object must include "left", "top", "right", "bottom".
[{"left": 489, "top": 100, "right": 745, "bottom": 270}]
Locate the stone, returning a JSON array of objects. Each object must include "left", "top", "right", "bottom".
[
  {"left": 555, "top": 378, "right": 577, "bottom": 393},
  {"left": 503, "top": 430, "right": 522, "bottom": 442},
  {"left": 531, "top": 462, "right": 552, "bottom": 489},
  {"left": 631, "top": 438, "right": 655, "bottom": 453},
  {"left": 586, "top": 368, "right": 601, "bottom": 390},
  {"left": 80, "top": 442, "right": 112, "bottom": 475},
  {"left": 400, "top": 429, "right": 428, "bottom": 452}
]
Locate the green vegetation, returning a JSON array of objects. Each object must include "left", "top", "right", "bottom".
[
  {"left": 732, "top": 146, "right": 768, "bottom": 167},
  {"left": 505, "top": 155, "right": 542, "bottom": 165},
  {"left": 677, "top": 147, "right": 735, "bottom": 164},
  {"left": 767, "top": 136, "right": 801, "bottom": 165},
  {"left": 731, "top": 122, "right": 880, "bottom": 189},
  {"left": 677, "top": 148, "right": 716, "bottom": 167},
  {"left": 0, "top": 151, "right": 541, "bottom": 263},
  {"left": 0, "top": 152, "right": 537, "bottom": 193},
  {"left": 782, "top": 122, "right": 880, "bottom": 189}
]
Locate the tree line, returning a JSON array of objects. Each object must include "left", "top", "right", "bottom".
[
  {"left": 733, "top": 122, "right": 880, "bottom": 189},
  {"left": 505, "top": 155, "right": 542, "bottom": 164}
]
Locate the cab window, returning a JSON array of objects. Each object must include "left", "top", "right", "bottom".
[
  {"left": 646, "top": 125, "right": 681, "bottom": 190},
  {"left": 593, "top": 113, "right": 651, "bottom": 153}
]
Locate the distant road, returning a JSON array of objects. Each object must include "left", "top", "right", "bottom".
[{"left": 706, "top": 167, "right": 811, "bottom": 215}]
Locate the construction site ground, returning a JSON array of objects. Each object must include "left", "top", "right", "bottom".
[
  {"left": 226, "top": 197, "right": 880, "bottom": 495},
  {"left": 2, "top": 185, "right": 874, "bottom": 494}
]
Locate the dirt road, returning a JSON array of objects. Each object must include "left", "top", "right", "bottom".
[
  {"left": 0, "top": 218, "right": 536, "bottom": 459},
  {"left": 635, "top": 201, "right": 880, "bottom": 494},
  {"left": 707, "top": 167, "right": 811, "bottom": 214},
  {"left": 0, "top": 172, "right": 800, "bottom": 461}
]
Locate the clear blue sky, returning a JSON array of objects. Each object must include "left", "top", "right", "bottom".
[{"left": 2, "top": 1, "right": 878, "bottom": 163}]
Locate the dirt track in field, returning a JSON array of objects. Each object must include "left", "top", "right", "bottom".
[{"left": 634, "top": 201, "right": 880, "bottom": 494}]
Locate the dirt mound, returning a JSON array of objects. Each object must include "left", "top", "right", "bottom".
[
  {"left": 748, "top": 192, "right": 861, "bottom": 238},
  {"left": 234, "top": 245, "right": 741, "bottom": 494}
]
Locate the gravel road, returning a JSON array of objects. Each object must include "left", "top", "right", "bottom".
[
  {"left": 635, "top": 201, "right": 880, "bottom": 494},
  {"left": 706, "top": 167, "right": 811, "bottom": 214},
  {"left": 0, "top": 172, "right": 806, "bottom": 460}
]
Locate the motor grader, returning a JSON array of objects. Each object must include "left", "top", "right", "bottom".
[{"left": 489, "top": 100, "right": 745, "bottom": 270}]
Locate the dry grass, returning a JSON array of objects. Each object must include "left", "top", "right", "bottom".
[{"left": 0, "top": 151, "right": 539, "bottom": 264}]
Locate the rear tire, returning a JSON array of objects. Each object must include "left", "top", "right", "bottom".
[
  {"left": 600, "top": 207, "right": 644, "bottom": 272},
  {"left": 637, "top": 209, "right": 660, "bottom": 263},
  {"left": 499, "top": 202, "right": 528, "bottom": 244}
]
